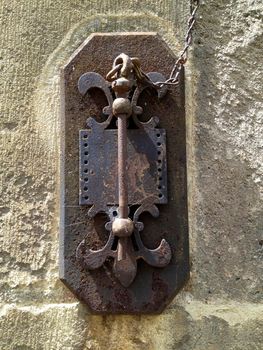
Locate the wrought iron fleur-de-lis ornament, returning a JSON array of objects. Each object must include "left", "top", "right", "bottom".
[{"left": 76, "top": 53, "right": 172, "bottom": 287}]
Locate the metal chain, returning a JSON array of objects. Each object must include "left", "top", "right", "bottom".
[
  {"left": 155, "top": 0, "right": 200, "bottom": 87},
  {"left": 105, "top": 1, "right": 200, "bottom": 89}
]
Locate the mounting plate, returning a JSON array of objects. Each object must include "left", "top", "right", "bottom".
[
  {"left": 60, "top": 33, "right": 189, "bottom": 314},
  {"left": 79, "top": 128, "right": 167, "bottom": 207}
]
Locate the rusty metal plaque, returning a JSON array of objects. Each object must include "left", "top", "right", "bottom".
[
  {"left": 60, "top": 33, "right": 189, "bottom": 314},
  {"left": 79, "top": 128, "right": 167, "bottom": 206}
]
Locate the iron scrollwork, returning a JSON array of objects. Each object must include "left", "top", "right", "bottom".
[{"left": 76, "top": 53, "right": 171, "bottom": 287}]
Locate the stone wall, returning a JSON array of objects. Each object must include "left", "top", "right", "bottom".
[{"left": 0, "top": 0, "right": 262, "bottom": 349}]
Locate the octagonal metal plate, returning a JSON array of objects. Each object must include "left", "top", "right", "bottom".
[{"left": 60, "top": 33, "right": 189, "bottom": 314}]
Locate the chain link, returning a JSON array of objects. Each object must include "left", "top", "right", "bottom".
[{"left": 155, "top": 0, "right": 200, "bottom": 87}]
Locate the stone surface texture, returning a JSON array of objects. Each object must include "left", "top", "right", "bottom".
[{"left": 0, "top": 0, "right": 262, "bottom": 349}]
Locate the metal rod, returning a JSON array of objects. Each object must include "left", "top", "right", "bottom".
[{"left": 117, "top": 114, "right": 128, "bottom": 219}]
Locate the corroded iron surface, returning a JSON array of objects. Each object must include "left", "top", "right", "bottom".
[
  {"left": 79, "top": 128, "right": 168, "bottom": 207},
  {"left": 60, "top": 33, "right": 189, "bottom": 314}
]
